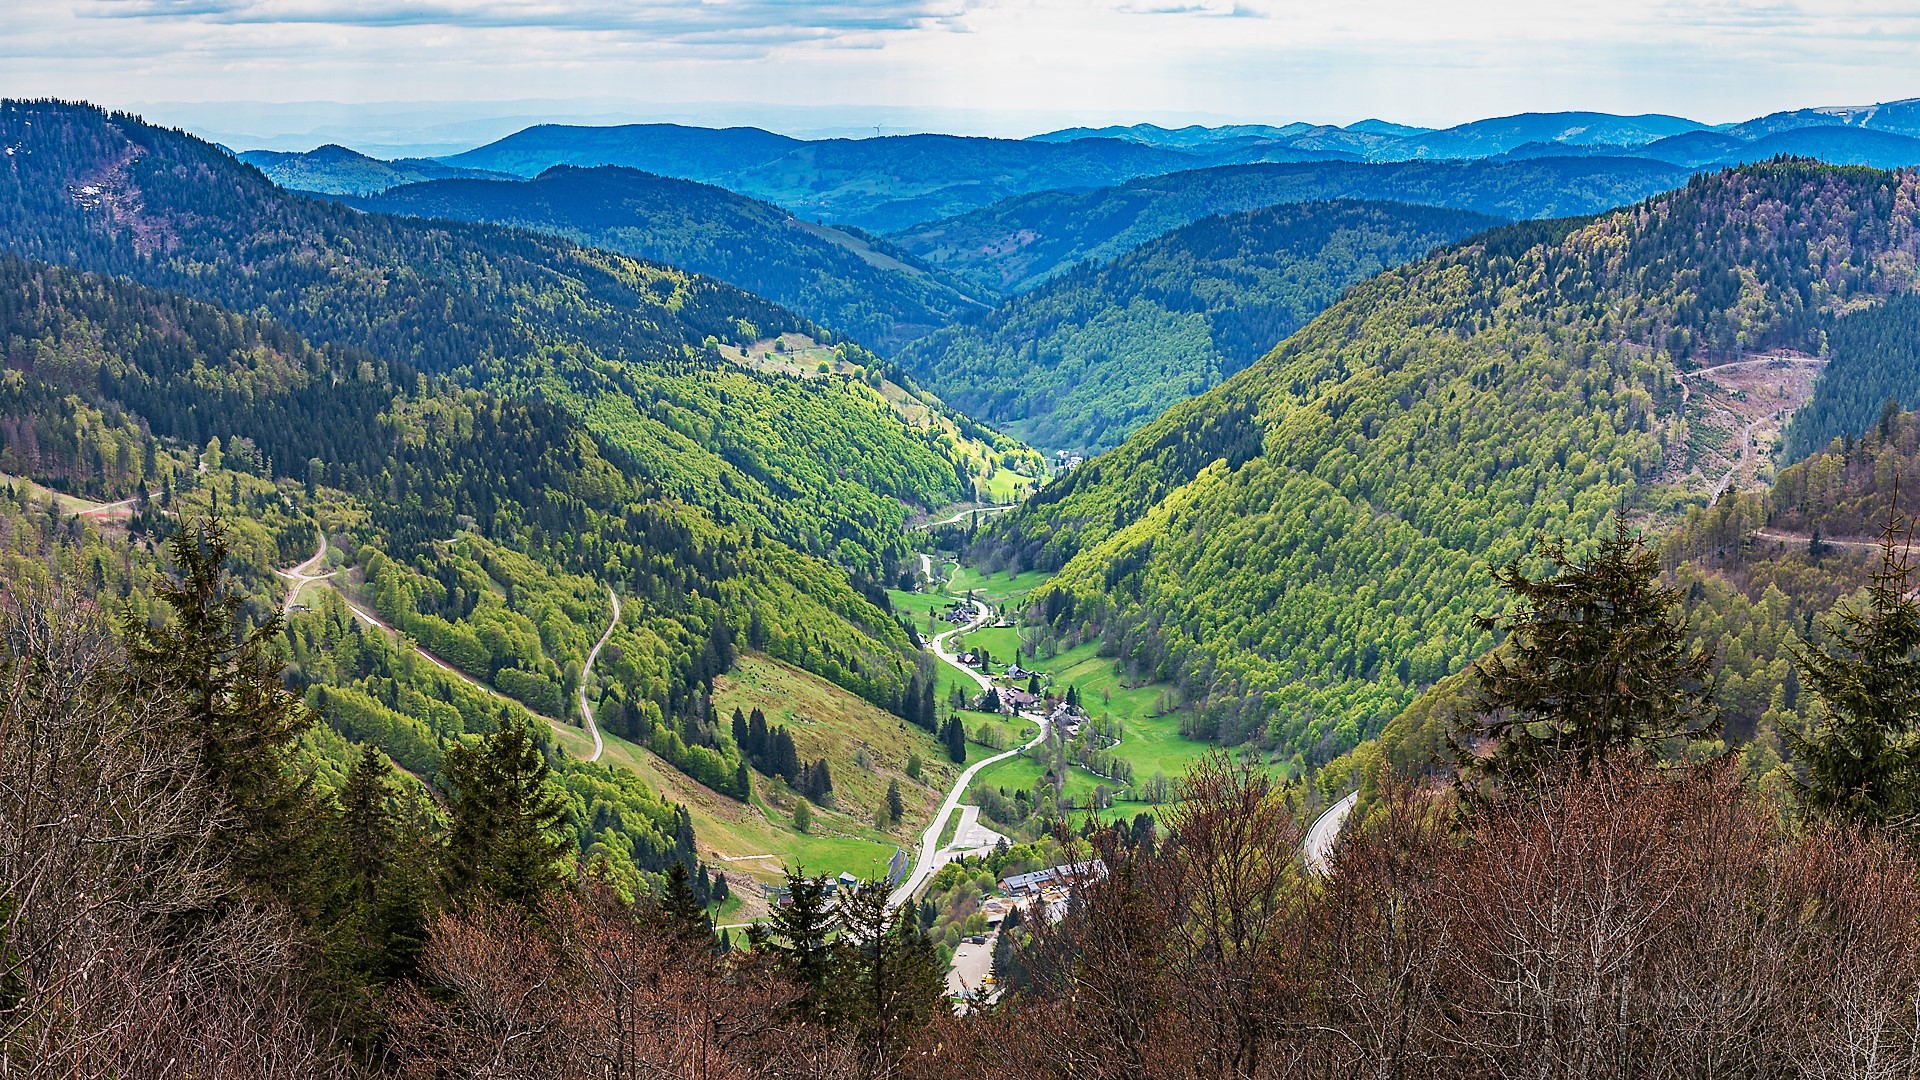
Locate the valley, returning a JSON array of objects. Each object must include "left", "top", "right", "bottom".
[{"left": 16, "top": 83, "right": 1920, "bottom": 1077}]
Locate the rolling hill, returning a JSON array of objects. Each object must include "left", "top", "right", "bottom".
[
  {"left": 441, "top": 124, "right": 1207, "bottom": 231},
  {"left": 979, "top": 162, "right": 1920, "bottom": 764},
  {"left": 895, "top": 199, "right": 1504, "bottom": 455},
  {"left": 0, "top": 100, "right": 1035, "bottom": 889},
  {"left": 1730, "top": 97, "right": 1920, "bottom": 140},
  {"left": 1372, "top": 111, "right": 1707, "bottom": 160},
  {"left": 890, "top": 157, "right": 1693, "bottom": 295},
  {"left": 236, "top": 143, "right": 514, "bottom": 194},
  {"left": 339, "top": 165, "right": 992, "bottom": 351},
  {"left": 0, "top": 100, "right": 1020, "bottom": 576},
  {"left": 1019, "top": 98, "right": 1920, "bottom": 170},
  {"left": 437, "top": 121, "right": 804, "bottom": 179},
  {"left": 1501, "top": 127, "right": 1920, "bottom": 173},
  {"left": 1027, "top": 122, "right": 1321, "bottom": 147}
]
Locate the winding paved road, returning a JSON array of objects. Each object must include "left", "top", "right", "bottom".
[
  {"left": 887, "top": 594, "right": 1049, "bottom": 908},
  {"left": 576, "top": 587, "right": 620, "bottom": 763},
  {"left": 1304, "top": 791, "right": 1358, "bottom": 876},
  {"left": 273, "top": 535, "right": 338, "bottom": 618}
]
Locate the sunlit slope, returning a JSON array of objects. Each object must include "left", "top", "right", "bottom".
[
  {"left": 985, "top": 163, "right": 1920, "bottom": 760},
  {"left": 895, "top": 199, "right": 1504, "bottom": 454},
  {"left": 0, "top": 100, "right": 982, "bottom": 570}
]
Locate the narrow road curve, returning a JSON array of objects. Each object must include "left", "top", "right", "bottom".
[
  {"left": 272, "top": 538, "right": 620, "bottom": 753},
  {"left": 273, "top": 534, "right": 338, "bottom": 618},
  {"left": 1304, "top": 790, "right": 1358, "bottom": 876},
  {"left": 1679, "top": 354, "right": 1826, "bottom": 380},
  {"left": 888, "top": 595, "right": 1049, "bottom": 908},
  {"left": 576, "top": 587, "right": 620, "bottom": 764},
  {"left": 1754, "top": 528, "right": 1894, "bottom": 551},
  {"left": 914, "top": 504, "right": 1016, "bottom": 531}
]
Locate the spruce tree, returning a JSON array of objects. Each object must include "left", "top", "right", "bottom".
[
  {"left": 337, "top": 745, "right": 398, "bottom": 911},
  {"left": 750, "top": 871, "right": 836, "bottom": 1017},
  {"left": 832, "top": 881, "right": 948, "bottom": 1066},
  {"left": 1457, "top": 518, "right": 1717, "bottom": 793},
  {"left": 731, "top": 706, "right": 749, "bottom": 752},
  {"left": 444, "top": 720, "right": 574, "bottom": 907},
  {"left": 773, "top": 727, "right": 801, "bottom": 783},
  {"left": 660, "top": 861, "right": 710, "bottom": 941},
  {"left": 886, "top": 779, "right": 905, "bottom": 823},
  {"left": 1789, "top": 514, "right": 1920, "bottom": 826},
  {"left": 943, "top": 717, "right": 968, "bottom": 763},
  {"left": 322, "top": 745, "right": 433, "bottom": 1014},
  {"left": 899, "top": 676, "right": 920, "bottom": 723},
  {"left": 124, "top": 516, "right": 317, "bottom": 893},
  {"left": 748, "top": 707, "right": 770, "bottom": 763}
]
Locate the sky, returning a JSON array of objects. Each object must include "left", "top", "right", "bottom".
[{"left": 4, "top": 1, "right": 1920, "bottom": 151}]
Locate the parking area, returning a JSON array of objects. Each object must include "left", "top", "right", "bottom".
[{"left": 947, "top": 932, "right": 996, "bottom": 1001}]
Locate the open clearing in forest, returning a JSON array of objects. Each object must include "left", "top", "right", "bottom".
[{"left": 1669, "top": 353, "right": 1826, "bottom": 498}]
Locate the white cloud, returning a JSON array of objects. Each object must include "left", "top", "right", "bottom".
[{"left": 3, "top": 0, "right": 1919, "bottom": 141}]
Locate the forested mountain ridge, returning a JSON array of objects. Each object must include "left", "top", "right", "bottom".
[
  {"left": 1379, "top": 111, "right": 1706, "bottom": 160},
  {"left": 442, "top": 124, "right": 1206, "bottom": 231},
  {"left": 895, "top": 200, "right": 1504, "bottom": 455},
  {"left": 888, "top": 157, "right": 1693, "bottom": 295},
  {"left": 236, "top": 143, "right": 514, "bottom": 194},
  {"left": 0, "top": 102, "right": 996, "bottom": 875},
  {"left": 437, "top": 121, "right": 804, "bottom": 181},
  {"left": 0, "top": 100, "right": 996, "bottom": 574},
  {"left": 0, "top": 247, "right": 924, "bottom": 711},
  {"left": 337, "top": 164, "right": 991, "bottom": 351},
  {"left": 983, "top": 162, "right": 1920, "bottom": 761},
  {"left": 0, "top": 251, "right": 909, "bottom": 896}
]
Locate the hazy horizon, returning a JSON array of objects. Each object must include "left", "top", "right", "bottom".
[
  {"left": 9, "top": 1, "right": 1920, "bottom": 155},
  {"left": 80, "top": 91, "right": 1920, "bottom": 161}
]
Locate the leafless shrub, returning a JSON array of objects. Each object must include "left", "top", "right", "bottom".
[
  {"left": 384, "top": 887, "right": 860, "bottom": 1080},
  {"left": 1301, "top": 765, "right": 1920, "bottom": 1080},
  {"left": 1301, "top": 782, "right": 1457, "bottom": 1080},
  {"left": 960, "top": 759, "right": 1920, "bottom": 1080},
  {"left": 0, "top": 581, "right": 342, "bottom": 1078},
  {"left": 956, "top": 752, "right": 1311, "bottom": 1080}
]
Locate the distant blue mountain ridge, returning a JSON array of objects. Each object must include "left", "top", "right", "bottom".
[{"left": 238, "top": 97, "right": 1920, "bottom": 234}]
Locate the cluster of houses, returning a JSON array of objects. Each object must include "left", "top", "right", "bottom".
[
  {"left": 977, "top": 860, "right": 1109, "bottom": 927},
  {"left": 972, "top": 677, "right": 1089, "bottom": 731}
]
